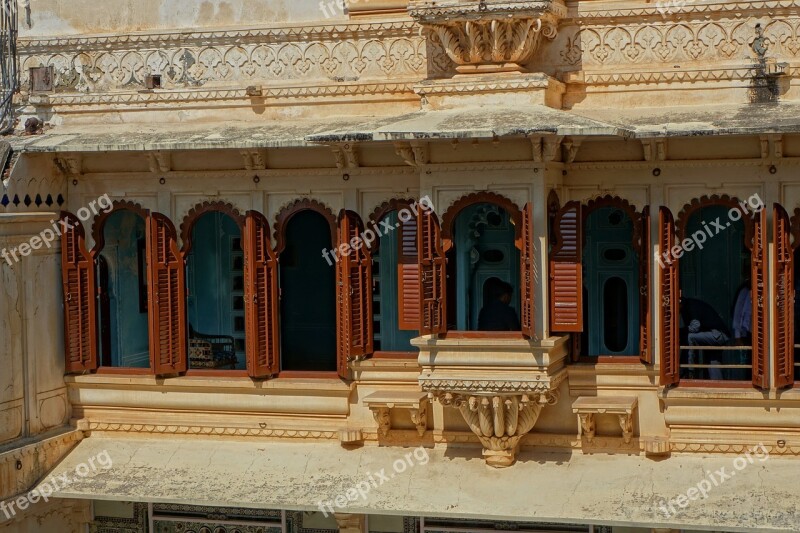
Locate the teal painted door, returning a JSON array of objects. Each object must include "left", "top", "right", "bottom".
[
  {"left": 583, "top": 207, "right": 639, "bottom": 356},
  {"left": 453, "top": 203, "right": 519, "bottom": 331}
]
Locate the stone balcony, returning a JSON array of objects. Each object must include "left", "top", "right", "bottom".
[{"left": 414, "top": 333, "right": 568, "bottom": 467}]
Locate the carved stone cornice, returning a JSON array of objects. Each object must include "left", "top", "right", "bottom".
[{"left": 409, "top": 0, "right": 565, "bottom": 73}]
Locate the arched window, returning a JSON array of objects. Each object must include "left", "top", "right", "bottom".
[
  {"left": 274, "top": 200, "right": 338, "bottom": 372},
  {"left": 552, "top": 196, "right": 651, "bottom": 362},
  {"left": 181, "top": 203, "right": 246, "bottom": 371},
  {"left": 369, "top": 199, "right": 420, "bottom": 353},
  {"left": 92, "top": 202, "right": 150, "bottom": 368},
  {"left": 580, "top": 198, "right": 642, "bottom": 358},
  {"left": 438, "top": 192, "right": 530, "bottom": 334},
  {"left": 660, "top": 195, "right": 767, "bottom": 387}
]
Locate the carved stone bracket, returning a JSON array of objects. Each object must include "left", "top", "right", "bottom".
[
  {"left": 394, "top": 141, "right": 429, "bottom": 167},
  {"left": 409, "top": 0, "right": 565, "bottom": 73},
  {"left": 331, "top": 143, "right": 360, "bottom": 170},
  {"left": 363, "top": 391, "right": 429, "bottom": 437},
  {"left": 434, "top": 390, "right": 559, "bottom": 467},
  {"left": 572, "top": 396, "right": 638, "bottom": 445}
]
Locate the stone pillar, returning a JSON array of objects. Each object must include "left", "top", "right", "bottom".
[{"left": 334, "top": 513, "right": 367, "bottom": 533}]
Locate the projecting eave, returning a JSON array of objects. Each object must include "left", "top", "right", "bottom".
[
  {"left": 42, "top": 436, "right": 799, "bottom": 532},
  {"left": 306, "top": 106, "right": 632, "bottom": 143},
  {"left": 578, "top": 102, "right": 800, "bottom": 139},
  {"left": 4, "top": 118, "right": 378, "bottom": 154}
]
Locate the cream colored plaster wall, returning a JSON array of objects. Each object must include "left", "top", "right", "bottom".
[
  {"left": 20, "top": 0, "right": 345, "bottom": 38},
  {"left": 0, "top": 214, "right": 70, "bottom": 445}
]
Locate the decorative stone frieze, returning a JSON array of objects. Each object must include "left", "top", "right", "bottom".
[
  {"left": 409, "top": 0, "right": 565, "bottom": 74},
  {"left": 415, "top": 335, "right": 569, "bottom": 467}
]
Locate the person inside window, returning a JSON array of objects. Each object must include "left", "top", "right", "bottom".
[
  {"left": 680, "top": 297, "right": 731, "bottom": 379},
  {"left": 478, "top": 278, "right": 520, "bottom": 331},
  {"left": 731, "top": 281, "right": 752, "bottom": 380}
]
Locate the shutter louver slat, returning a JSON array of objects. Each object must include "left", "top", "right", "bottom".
[
  {"left": 336, "top": 210, "right": 374, "bottom": 379},
  {"left": 418, "top": 206, "right": 447, "bottom": 335},
  {"left": 549, "top": 201, "right": 583, "bottom": 332},
  {"left": 774, "top": 204, "right": 794, "bottom": 388},
  {"left": 752, "top": 207, "right": 769, "bottom": 389},
  {"left": 244, "top": 211, "right": 280, "bottom": 378},
  {"left": 147, "top": 212, "right": 188, "bottom": 375},
  {"left": 659, "top": 206, "right": 680, "bottom": 386},
  {"left": 520, "top": 202, "right": 536, "bottom": 338},
  {"left": 640, "top": 206, "right": 653, "bottom": 364},
  {"left": 61, "top": 212, "right": 98, "bottom": 373}
]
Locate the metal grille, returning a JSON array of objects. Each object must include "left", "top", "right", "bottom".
[{"left": 0, "top": 0, "right": 17, "bottom": 133}]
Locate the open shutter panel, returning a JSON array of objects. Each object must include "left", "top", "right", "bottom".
[
  {"left": 549, "top": 201, "right": 583, "bottom": 332},
  {"left": 397, "top": 212, "right": 420, "bottom": 331},
  {"left": 659, "top": 207, "right": 680, "bottom": 386},
  {"left": 244, "top": 211, "right": 280, "bottom": 378},
  {"left": 60, "top": 212, "right": 98, "bottom": 373},
  {"left": 520, "top": 202, "right": 536, "bottom": 338},
  {"left": 751, "top": 207, "right": 769, "bottom": 389},
  {"left": 336, "top": 211, "right": 374, "bottom": 378},
  {"left": 147, "top": 212, "right": 188, "bottom": 375},
  {"left": 418, "top": 206, "right": 447, "bottom": 335},
  {"left": 639, "top": 206, "right": 653, "bottom": 364},
  {"left": 774, "top": 204, "right": 795, "bottom": 388}
]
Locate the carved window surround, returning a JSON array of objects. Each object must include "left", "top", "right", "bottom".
[{"left": 409, "top": 0, "right": 566, "bottom": 74}]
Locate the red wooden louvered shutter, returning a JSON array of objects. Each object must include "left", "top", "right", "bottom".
[
  {"left": 751, "top": 207, "right": 769, "bottom": 389},
  {"left": 60, "top": 212, "right": 98, "bottom": 373},
  {"left": 659, "top": 206, "right": 680, "bottom": 386},
  {"left": 774, "top": 204, "right": 794, "bottom": 388},
  {"left": 639, "top": 206, "right": 653, "bottom": 364},
  {"left": 418, "top": 206, "right": 447, "bottom": 335},
  {"left": 147, "top": 212, "right": 188, "bottom": 375},
  {"left": 244, "top": 211, "right": 280, "bottom": 378},
  {"left": 520, "top": 202, "right": 536, "bottom": 338},
  {"left": 397, "top": 211, "right": 420, "bottom": 331},
  {"left": 336, "top": 210, "right": 373, "bottom": 378},
  {"left": 549, "top": 201, "right": 583, "bottom": 332}
]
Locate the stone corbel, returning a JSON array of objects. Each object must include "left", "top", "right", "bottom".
[
  {"left": 54, "top": 155, "right": 82, "bottom": 177},
  {"left": 642, "top": 139, "right": 667, "bottom": 162},
  {"left": 436, "top": 390, "right": 560, "bottom": 467},
  {"left": 394, "top": 141, "right": 429, "bottom": 167},
  {"left": 331, "top": 143, "right": 360, "bottom": 170},
  {"left": 363, "top": 391, "right": 429, "bottom": 437},
  {"left": 240, "top": 149, "right": 267, "bottom": 170},
  {"left": 532, "top": 135, "right": 563, "bottom": 163},
  {"left": 759, "top": 134, "right": 783, "bottom": 160},
  {"left": 562, "top": 137, "right": 583, "bottom": 164},
  {"left": 148, "top": 151, "right": 171, "bottom": 173}
]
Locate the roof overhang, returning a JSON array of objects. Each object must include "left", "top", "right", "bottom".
[{"left": 40, "top": 435, "right": 797, "bottom": 531}]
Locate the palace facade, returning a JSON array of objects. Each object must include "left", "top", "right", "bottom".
[{"left": 2, "top": 0, "right": 800, "bottom": 531}]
